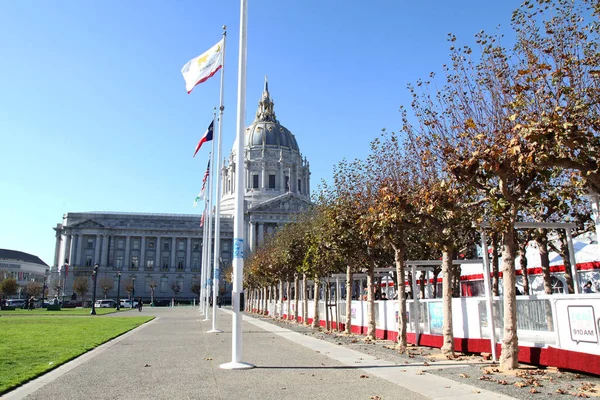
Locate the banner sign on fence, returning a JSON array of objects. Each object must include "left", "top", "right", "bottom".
[{"left": 567, "top": 305, "right": 598, "bottom": 344}]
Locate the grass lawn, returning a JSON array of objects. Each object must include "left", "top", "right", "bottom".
[
  {"left": 0, "top": 316, "right": 153, "bottom": 394},
  {"left": 0, "top": 308, "right": 127, "bottom": 316}
]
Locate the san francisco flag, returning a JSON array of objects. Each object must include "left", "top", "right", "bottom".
[{"left": 181, "top": 39, "right": 224, "bottom": 94}]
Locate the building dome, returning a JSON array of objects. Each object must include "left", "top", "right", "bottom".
[
  {"left": 246, "top": 121, "right": 299, "bottom": 152},
  {"left": 221, "top": 76, "right": 312, "bottom": 218},
  {"left": 232, "top": 76, "right": 300, "bottom": 153}
]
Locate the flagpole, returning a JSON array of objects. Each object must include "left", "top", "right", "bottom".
[
  {"left": 199, "top": 150, "right": 212, "bottom": 314},
  {"left": 208, "top": 26, "right": 227, "bottom": 334},
  {"left": 199, "top": 204, "right": 208, "bottom": 312},
  {"left": 204, "top": 108, "right": 217, "bottom": 321},
  {"left": 221, "top": 0, "right": 254, "bottom": 370}
]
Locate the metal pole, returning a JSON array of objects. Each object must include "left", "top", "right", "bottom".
[
  {"left": 204, "top": 196, "right": 213, "bottom": 320},
  {"left": 565, "top": 229, "right": 581, "bottom": 294},
  {"left": 221, "top": 0, "right": 253, "bottom": 370},
  {"left": 90, "top": 264, "right": 99, "bottom": 315},
  {"left": 480, "top": 230, "right": 497, "bottom": 362},
  {"left": 116, "top": 272, "right": 121, "bottom": 310},
  {"left": 411, "top": 264, "right": 420, "bottom": 345},
  {"left": 208, "top": 26, "right": 227, "bottom": 334},
  {"left": 132, "top": 277, "right": 135, "bottom": 308},
  {"left": 199, "top": 174, "right": 211, "bottom": 313},
  {"left": 591, "top": 193, "right": 600, "bottom": 263}
]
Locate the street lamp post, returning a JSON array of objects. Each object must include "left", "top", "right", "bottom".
[
  {"left": 42, "top": 269, "right": 49, "bottom": 306},
  {"left": 90, "top": 263, "right": 99, "bottom": 315},
  {"left": 132, "top": 277, "right": 136, "bottom": 308},
  {"left": 116, "top": 272, "right": 121, "bottom": 310}
]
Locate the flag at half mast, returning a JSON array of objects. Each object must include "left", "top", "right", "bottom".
[
  {"left": 193, "top": 159, "right": 211, "bottom": 207},
  {"left": 181, "top": 38, "right": 224, "bottom": 94}
]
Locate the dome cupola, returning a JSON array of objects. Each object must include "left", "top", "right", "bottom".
[{"left": 245, "top": 76, "right": 300, "bottom": 152}]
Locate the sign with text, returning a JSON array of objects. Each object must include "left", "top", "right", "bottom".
[
  {"left": 567, "top": 305, "right": 598, "bottom": 344},
  {"left": 233, "top": 238, "right": 244, "bottom": 259},
  {"left": 429, "top": 302, "right": 443, "bottom": 335}
]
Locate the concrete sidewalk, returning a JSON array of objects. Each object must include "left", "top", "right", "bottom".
[{"left": 3, "top": 307, "right": 515, "bottom": 400}]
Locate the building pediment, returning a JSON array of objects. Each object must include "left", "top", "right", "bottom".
[
  {"left": 249, "top": 193, "right": 312, "bottom": 214},
  {"left": 70, "top": 219, "right": 106, "bottom": 229}
]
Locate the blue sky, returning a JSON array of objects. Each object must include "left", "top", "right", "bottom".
[{"left": 0, "top": 0, "right": 522, "bottom": 265}]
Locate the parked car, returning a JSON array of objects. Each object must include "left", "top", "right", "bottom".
[
  {"left": 94, "top": 299, "right": 116, "bottom": 308},
  {"left": 7, "top": 299, "right": 26, "bottom": 308},
  {"left": 120, "top": 300, "right": 139, "bottom": 308},
  {"left": 61, "top": 300, "right": 79, "bottom": 308}
]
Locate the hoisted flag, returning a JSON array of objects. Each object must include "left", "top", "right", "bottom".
[
  {"left": 193, "top": 160, "right": 211, "bottom": 207},
  {"left": 181, "top": 39, "right": 224, "bottom": 94},
  {"left": 200, "top": 209, "right": 206, "bottom": 227},
  {"left": 193, "top": 121, "right": 214, "bottom": 157}
]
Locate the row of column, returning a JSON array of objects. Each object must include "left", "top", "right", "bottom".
[
  {"left": 59, "top": 233, "right": 202, "bottom": 270},
  {"left": 248, "top": 222, "right": 267, "bottom": 252},
  {"left": 236, "top": 163, "right": 310, "bottom": 195}
]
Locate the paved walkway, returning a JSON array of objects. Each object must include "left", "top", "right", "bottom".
[{"left": 3, "top": 307, "right": 515, "bottom": 400}]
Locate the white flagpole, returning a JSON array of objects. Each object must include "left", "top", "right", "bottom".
[
  {"left": 204, "top": 109, "right": 217, "bottom": 321},
  {"left": 221, "top": 0, "right": 254, "bottom": 370},
  {"left": 199, "top": 153, "right": 213, "bottom": 314},
  {"left": 199, "top": 204, "right": 208, "bottom": 313},
  {"left": 208, "top": 26, "right": 227, "bottom": 334}
]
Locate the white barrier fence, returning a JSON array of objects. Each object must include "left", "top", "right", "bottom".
[{"left": 252, "top": 294, "right": 600, "bottom": 357}]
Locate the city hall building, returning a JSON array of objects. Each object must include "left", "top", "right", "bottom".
[{"left": 50, "top": 81, "right": 312, "bottom": 302}]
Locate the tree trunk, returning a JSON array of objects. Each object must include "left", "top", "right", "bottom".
[
  {"left": 294, "top": 274, "right": 300, "bottom": 321},
  {"left": 366, "top": 264, "right": 376, "bottom": 340},
  {"left": 279, "top": 280, "right": 284, "bottom": 319},
  {"left": 558, "top": 231, "right": 575, "bottom": 294},
  {"left": 441, "top": 248, "right": 455, "bottom": 356},
  {"left": 536, "top": 230, "right": 552, "bottom": 295},
  {"left": 311, "top": 278, "right": 320, "bottom": 329},
  {"left": 325, "top": 281, "right": 330, "bottom": 331},
  {"left": 500, "top": 223, "right": 519, "bottom": 371},
  {"left": 302, "top": 274, "right": 308, "bottom": 325},
  {"left": 492, "top": 233, "right": 500, "bottom": 296},
  {"left": 519, "top": 238, "right": 530, "bottom": 295},
  {"left": 419, "top": 272, "right": 426, "bottom": 299},
  {"left": 263, "top": 286, "right": 268, "bottom": 315},
  {"left": 286, "top": 280, "right": 291, "bottom": 320},
  {"left": 393, "top": 244, "right": 407, "bottom": 352},
  {"left": 345, "top": 265, "right": 353, "bottom": 334}
]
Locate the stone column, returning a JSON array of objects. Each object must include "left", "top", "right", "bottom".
[
  {"left": 53, "top": 229, "right": 61, "bottom": 268},
  {"left": 74, "top": 234, "right": 81, "bottom": 266},
  {"left": 155, "top": 236, "right": 161, "bottom": 268},
  {"left": 171, "top": 236, "right": 177, "bottom": 270},
  {"left": 186, "top": 237, "right": 192, "bottom": 270},
  {"left": 291, "top": 166, "right": 296, "bottom": 193},
  {"left": 69, "top": 234, "right": 76, "bottom": 266},
  {"left": 279, "top": 164, "right": 284, "bottom": 192},
  {"left": 94, "top": 234, "right": 101, "bottom": 265},
  {"left": 101, "top": 235, "right": 109, "bottom": 268},
  {"left": 124, "top": 236, "right": 131, "bottom": 270},
  {"left": 140, "top": 236, "right": 146, "bottom": 270},
  {"left": 249, "top": 221, "right": 255, "bottom": 252},
  {"left": 231, "top": 165, "right": 235, "bottom": 193},
  {"left": 262, "top": 161, "right": 267, "bottom": 190},
  {"left": 258, "top": 222, "right": 264, "bottom": 245}
]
